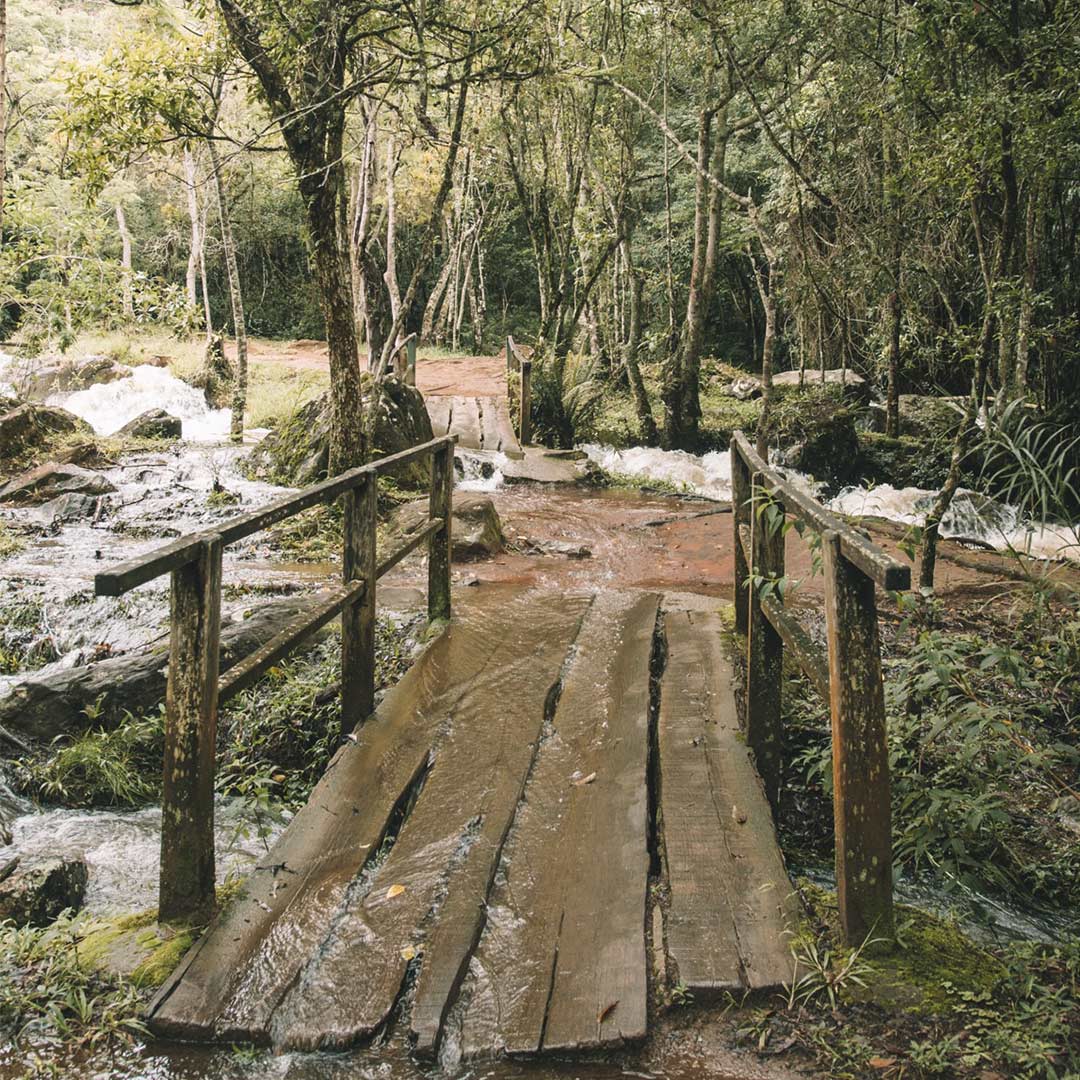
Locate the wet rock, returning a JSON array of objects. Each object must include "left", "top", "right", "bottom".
[
  {"left": 518, "top": 538, "right": 592, "bottom": 559},
  {"left": 774, "top": 367, "right": 866, "bottom": 390},
  {"left": 248, "top": 378, "right": 435, "bottom": 489},
  {"left": 723, "top": 376, "right": 762, "bottom": 401},
  {"left": 7, "top": 355, "right": 131, "bottom": 398},
  {"left": 392, "top": 492, "right": 505, "bottom": 561},
  {"left": 0, "top": 594, "right": 341, "bottom": 744},
  {"left": 70, "top": 355, "right": 132, "bottom": 389},
  {"left": 0, "top": 403, "right": 90, "bottom": 460},
  {"left": 0, "top": 462, "right": 116, "bottom": 504},
  {"left": 118, "top": 408, "right": 183, "bottom": 440},
  {"left": 0, "top": 854, "right": 88, "bottom": 927},
  {"left": 35, "top": 491, "right": 102, "bottom": 525},
  {"left": 140, "top": 355, "right": 172, "bottom": 369},
  {"left": 773, "top": 404, "right": 862, "bottom": 492},
  {"left": 899, "top": 394, "right": 965, "bottom": 441}
]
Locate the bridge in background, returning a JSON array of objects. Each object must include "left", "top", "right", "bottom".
[{"left": 93, "top": 428, "right": 908, "bottom": 1059}]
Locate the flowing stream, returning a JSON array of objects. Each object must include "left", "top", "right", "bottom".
[{"left": 2, "top": 356, "right": 1078, "bottom": 1079}]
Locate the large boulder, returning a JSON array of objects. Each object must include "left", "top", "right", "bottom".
[
  {"left": 35, "top": 491, "right": 102, "bottom": 525},
  {"left": 0, "top": 593, "right": 343, "bottom": 744},
  {"left": 247, "top": 378, "right": 435, "bottom": 489},
  {"left": 391, "top": 492, "right": 505, "bottom": 561},
  {"left": 773, "top": 400, "right": 862, "bottom": 492},
  {"left": 5, "top": 355, "right": 131, "bottom": 399},
  {"left": 774, "top": 367, "right": 872, "bottom": 405},
  {"left": 0, "top": 854, "right": 88, "bottom": 927},
  {"left": 118, "top": 409, "right": 182, "bottom": 440},
  {"left": 898, "top": 394, "right": 965, "bottom": 441},
  {"left": 0, "top": 403, "right": 89, "bottom": 461},
  {"left": 0, "top": 462, "right": 115, "bottom": 504}
]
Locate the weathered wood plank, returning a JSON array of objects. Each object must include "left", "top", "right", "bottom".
[
  {"left": 451, "top": 397, "right": 483, "bottom": 451},
  {"left": 426, "top": 396, "right": 452, "bottom": 438},
  {"left": 457, "top": 592, "right": 658, "bottom": 1058},
  {"left": 96, "top": 436, "right": 456, "bottom": 596},
  {"left": 159, "top": 534, "right": 222, "bottom": 923},
  {"left": 342, "top": 474, "right": 376, "bottom": 733},
  {"left": 270, "top": 591, "right": 591, "bottom": 1052},
  {"left": 660, "top": 608, "right": 800, "bottom": 993},
  {"left": 731, "top": 432, "right": 910, "bottom": 592},
  {"left": 659, "top": 608, "right": 743, "bottom": 993},
  {"left": 147, "top": 612, "right": 483, "bottom": 1042},
  {"left": 428, "top": 443, "right": 453, "bottom": 623},
  {"left": 823, "top": 532, "right": 894, "bottom": 946},
  {"left": 217, "top": 581, "right": 365, "bottom": 704},
  {"left": 760, "top": 594, "right": 830, "bottom": 701},
  {"left": 376, "top": 517, "right": 442, "bottom": 580}
]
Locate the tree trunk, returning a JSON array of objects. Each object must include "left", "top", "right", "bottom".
[
  {"left": 115, "top": 202, "right": 134, "bottom": 321},
  {"left": 183, "top": 148, "right": 201, "bottom": 312},
  {"left": 620, "top": 230, "right": 656, "bottom": 443},
  {"left": 1, "top": 0, "right": 8, "bottom": 250},
  {"left": 198, "top": 197, "right": 213, "bottom": 338},
  {"left": 1014, "top": 183, "right": 1042, "bottom": 393},
  {"left": 207, "top": 137, "right": 247, "bottom": 443},
  {"left": 885, "top": 286, "right": 901, "bottom": 436},
  {"left": 384, "top": 135, "right": 401, "bottom": 348}
]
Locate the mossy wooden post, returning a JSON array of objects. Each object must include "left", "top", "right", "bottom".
[
  {"left": 822, "top": 529, "right": 894, "bottom": 947},
  {"left": 519, "top": 358, "right": 533, "bottom": 445},
  {"left": 160, "top": 534, "right": 223, "bottom": 923},
  {"left": 746, "top": 473, "right": 784, "bottom": 809},
  {"left": 506, "top": 335, "right": 514, "bottom": 376},
  {"left": 406, "top": 338, "right": 417, "bottom": 387},
  {"left": 342, "top": 472, "right": 376, "bottom": 735},
  {"left": 429, "top": 439, "right": 453, "bottom": 621},
  {"left": 731, "top": 439, "right": 751, "bottom": 636}
]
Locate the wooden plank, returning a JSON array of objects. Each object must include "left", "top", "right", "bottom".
[
  {"left": 218, "top": 581, "right": 365, "bottom": 704},
  {"left": 747, "top": 474, "right": 784, "bottom": 809},
  {"left": 342, "top": 474, "right": 376, "bottom": 733},
  {"left": 761, "top": 594, "right": 830, "bottom": 701},
  {"left": 428, "top": 443, "right": 453, "bottom": 623},
  {"left": 451, "top": 396, "right": 483, "bottom": 451},
  {"left": 731, "top": 432, "right": 910, "bottom": 592},
  {"left": 659, "top": 608, "right": 743, "bottom": 994},
  {"left": 519, "top": 361, "right": 532, "bottom": 445},
  {"left": 823, "top": 532, "right": 894, "bottom": 946},
  {"left": 458, "top": 591, "right": 659, "bottom": 1058},
  {"left": 95, "top": 436, "right": 457, "bottom": 596},
  {"left": 270, "top": 591, "right": 592, "bottom": 1052},
  {"left": 159, "top": 534, "right": 222, "bottom": 923},
  {"left": 147, "top": 605, "right": 508, "bottom": 1043},
  {"left": 481, "top": 397, "right": 523, "bottom": 459},
  {"left": 426, "top": 396, "right": 452, "bottom": 437},
  {"left": 376, "top": 518, "right": 442, "bottom": 580},
  {"left": 731, "top": 444, "right": 751, "bottom": 636}
]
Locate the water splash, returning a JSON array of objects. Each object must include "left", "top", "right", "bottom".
[
  {"left": 829, "top": 483, "right": 1080, "bottom": 562},
  {"left": 582, "top": 444, "right": 732, "bottom": 501},
  {"left": 456, "top": 450, "right": 507, "bottom": 492},
  {"left": 6, "top": 800, "right": 287, "bottom": 916},
  {"left": 47, "top": 365, "right": 231, "bottom": 441}
]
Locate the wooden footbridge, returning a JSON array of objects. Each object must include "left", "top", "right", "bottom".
[
  {"left": 93, "top": 431, "right": 908, "bottom": 1059},
  {"left": 424, "top": 337, "right": 531, "bottom": 460}
]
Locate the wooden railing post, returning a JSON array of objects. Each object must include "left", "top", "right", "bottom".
[
  {"left": 519, "top": 360, "right": 532, "bottom": 446},
  {"left": 746, "top": 473, "right": 785, "bottom": 809},
  {"left": 160, "top": 534, "right": 223, "bottom": 923},
  {"left": 428, "top": 439, "right": 453, "bottom": 622},
  {"left": 731, "top": 440, "right": 751, "bottom": 636},
  {"left": 822, "top": 530, "right": 894, "bottom": 947},
  {"left": 342, "top": 472, "right": 377, "bottom": 735},
  {"left": 506, "top": 335, "right": 514, "bottom": 375}
]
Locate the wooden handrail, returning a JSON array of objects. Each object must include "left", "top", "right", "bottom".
[
  {"left": 731, "top": 431, "right": 906, "bottom": 948},
  {"left": 93, "top": 434, "right": 457, "bottom": 923},
  {"left": 505, "top": 335, "right": 533, "bottom": 445}
]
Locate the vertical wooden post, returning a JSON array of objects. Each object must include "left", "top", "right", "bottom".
[
  {"left": 342, "top": 472, "right": 377, "bottom": 735},
  {"left": 428, "top": 438, "right": 453, "bottom": 622},
  {"left": 406, "top": 337, "right": 417, "bottom": 386},
  {"left": 731, "top": 440, "right": 751, "bottom": 636},
  {"left": 506, "top": 335, "right": 513, "bottom": 375},
  {"left": 519, "top": 359, "right": 532, "bottom": 445},
  {"left": 160, "top": 534, "right": 223, "bottom": 923},
  {"left": 745, "top": 473, "right": 785, "bottom": 809},
  {"left": 822, "top": 530, "right": 894, "bottom": 947}
]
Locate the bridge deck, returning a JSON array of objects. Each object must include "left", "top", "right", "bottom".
[
  {"left": 427, "top": 395, "right": 523, "bottom": 458},
  {"left": 147, "top": 587, "right": 797, "bottom": 1057}
]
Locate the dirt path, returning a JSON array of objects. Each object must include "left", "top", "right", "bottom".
[{"left": 233, "top": 338, "right": 507, "bottom": 398}]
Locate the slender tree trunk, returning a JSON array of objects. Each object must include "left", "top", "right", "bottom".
[
  {"left": 749, "top": 240, "right": 777, "bottom": 461},
  {"left": 198, "top": 197, "right": 213, "bottom": 338},
  {"left": 115, "top": 202, "right": 135, "bottom": 321},
  {"left": 1014, "top": 183, "right": 1042, "bottom": 394},
  {"left": 183, "top": 148, "right": 201, "bottom": 314},
  {"left": 207, "top": 137, "right": 247, "bottom": 442},
  {"left": 620, "top": 229, "right": 656, "bottom": 442},
  {"left": 1, "top": 0, "right": 8, "bottom": 250},
  {"left": 384, "top": 135, "right": 401, "bottom": 346},
  {"left": 885, "top": 286, "right": 901, "bottom": 436}
]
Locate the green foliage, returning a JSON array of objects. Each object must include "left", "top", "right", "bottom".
[
  {"left": 17, "top": 708, "right": 165, "bottom": 807},
  {"left": 0, "top": 911, "right": 148, "bottom": 1067}
]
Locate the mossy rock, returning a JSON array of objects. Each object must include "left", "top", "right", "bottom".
[
  {"left": 798, "top": 881, "right": 1005, "bottom": 1016},
  {"left": 771, "top": 392, "right": 863, "bottom": 492},
  {"left": 247, "top": 377, "right": 434, "bottom": 489},
  {"left": 77, "top": 911, "right": 196, "bottom": 989},
  {"left": 898, "top": 394, "right": 965, "bottom": 441}
]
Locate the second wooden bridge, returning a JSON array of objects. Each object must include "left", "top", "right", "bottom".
[{"left": 93, "top": 429, "right": 908, "bottom": 1060}]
